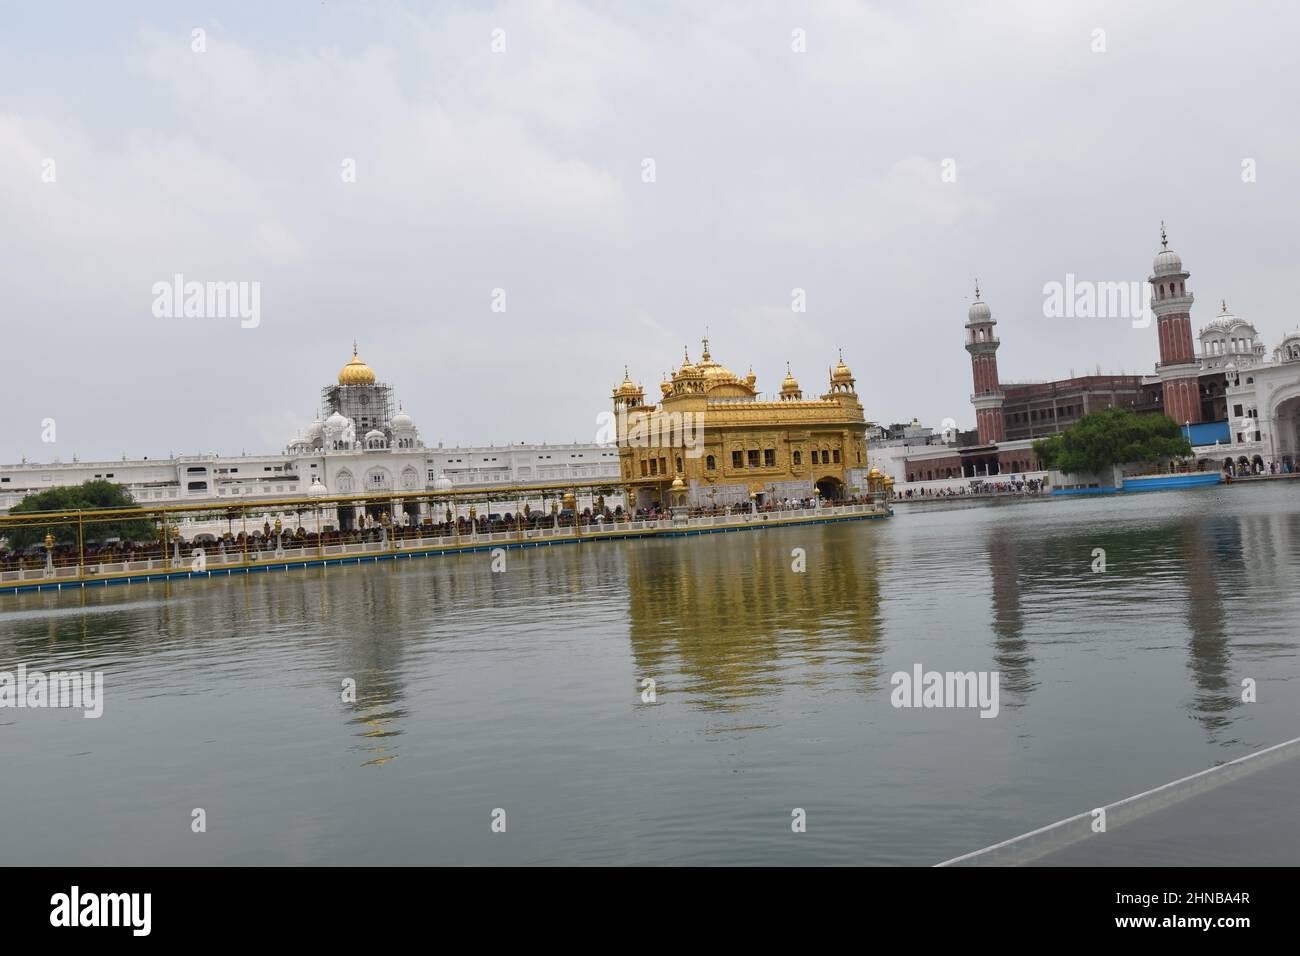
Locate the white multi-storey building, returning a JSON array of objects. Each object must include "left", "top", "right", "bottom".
[{"left": 0, "top": 346, "right": 621, "bottom": 514}]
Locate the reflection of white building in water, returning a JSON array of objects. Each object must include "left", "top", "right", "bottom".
[{"left": 1, "top": 346, "right": 622, "bottom": 518}]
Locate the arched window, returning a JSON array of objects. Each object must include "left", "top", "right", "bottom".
[{"left": 706, "top": 455, "right": 716, "bottom": 470}]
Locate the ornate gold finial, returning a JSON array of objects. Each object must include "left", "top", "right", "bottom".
[
  {"left": 1160, "top": 221, "right": 1168, "bottom": 249},
  {"left": 44, "top": 531, "right": 54, "bottom": 549},
  {"left": 352, "top": 339, "right": 358, "bottom": 357},
  {"left": 701, "top": 334, "right": 710, "bottom": 361}
]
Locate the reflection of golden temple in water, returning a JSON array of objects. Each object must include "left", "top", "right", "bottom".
[{"left": 623, "top": 527, "right": 885, "bottom": 711}]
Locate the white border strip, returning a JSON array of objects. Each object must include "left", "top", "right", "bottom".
[{"left": 935, "top": 734, "right": 1300, "bottom": 867}]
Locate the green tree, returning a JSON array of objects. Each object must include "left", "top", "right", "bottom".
[
  {"left": 1033, "top": 409, "right": 1193, "bottom": 475},
  {"left": 3, "top": 480, "right": 158, "bottom": 551}
]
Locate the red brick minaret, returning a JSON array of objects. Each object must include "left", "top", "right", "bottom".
[
  {"left": 965, "top": 281, "right": 1005, "bottom": 444},
  {"left": 1149, "top": 224, "right": 1202, "bottom": 425}
]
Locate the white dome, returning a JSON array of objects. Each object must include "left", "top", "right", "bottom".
[
  {"left": 391, "top": 410, "right": 414, "bottom": 429},
  {"left": 308, "top": 478, "right": 327, "bottom": 497},
  {"left": 967, "top": 299, "right": 992, "bottom": 323},
  {"left": 1153, "top": 248, "right": 1184, "bottom": 277},
  {"left": 324, "top": 411, "right": 351, "bottom": 433},
  {"left": 433, "top": 472, "right": 453, "bottom": 492},
  {"left": 305, "top": 418, "right": 324, "bottom": 441}
]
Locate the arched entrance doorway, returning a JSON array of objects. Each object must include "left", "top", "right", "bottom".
[
  {"left": 815, "top": 476, "right": 844, "bottom": 500},
  {"left": 1272, "top": 392, "right": 1300, "bottom": 467}
]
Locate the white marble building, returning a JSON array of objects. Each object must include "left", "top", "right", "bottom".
[
  {"left": 1188, "top": 307, "right": 1300, "bottom": 473},
  {"left": 1, "top": 347, "right": 621, "bottom": 516}
]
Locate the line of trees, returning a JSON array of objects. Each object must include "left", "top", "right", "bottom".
[
  {"left": 1033, "top": 408, "right": 1193, "bottom": 476},
  {"left": 3, "top": 480, "right": 158, "bottom": 551}
]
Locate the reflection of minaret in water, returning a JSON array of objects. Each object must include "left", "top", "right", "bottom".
[
  {"left": 985, "top": 526, "right": 1035, "bottom": 701},
  {"left": 1181, "top": 518, "right": 1237, "bottom": 741}
]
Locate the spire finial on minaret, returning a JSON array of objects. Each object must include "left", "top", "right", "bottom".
[
  {"left": 1160, "top": 222, "right": 1168, "bottom": 249},
  {"left": 1222, "top": 300, "right": 1228, "bottom": 314},
  {"left": 974, "top": 278, "right": 981, "bottom": 300}
]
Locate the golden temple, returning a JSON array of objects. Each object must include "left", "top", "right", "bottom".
[{"left": 613, "top": 338, "right": 873, "bottom": 510}]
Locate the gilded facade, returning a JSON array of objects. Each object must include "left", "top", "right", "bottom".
[{"left": 612, "top": 339, "right": 870, "bottom": 509}]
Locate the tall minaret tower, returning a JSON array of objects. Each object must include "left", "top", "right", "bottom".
[
  {"left": 1148, "top": 224, "right": 1202, "bottom": 425},
  {"left": 965, "top": 281, "right": 1005, "bottom": 444}
]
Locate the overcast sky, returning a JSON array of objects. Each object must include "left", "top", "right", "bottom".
[{"left": 3, "top": 1, "right": 1298, "bottom": 463}]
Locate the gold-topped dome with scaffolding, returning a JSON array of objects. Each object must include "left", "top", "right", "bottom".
[{"left": 338, "top": 342, "right": 376, "bottom": 386}]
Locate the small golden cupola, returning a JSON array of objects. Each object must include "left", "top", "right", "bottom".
[
  {"left": 339, "top": 342, "right": 377, "bottom": 385},
  {"left": 660, "top": 372, "right": 672, "bottom": 398},
  {"left": 673, "top": 347, "right": 705, "bottom": 392},
  {"left": 780, "top": 362, "right": 802, "bottom": 400},
  {"left": 613, "top": 366, "right": 644, "bottom": 406},
  {"left": 829, "top": 349, "right": 856, "bottom": 393}
]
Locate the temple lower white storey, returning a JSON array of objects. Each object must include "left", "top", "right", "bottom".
[{"left": 0, "top": 345, "right": 622, "bottom": 516}]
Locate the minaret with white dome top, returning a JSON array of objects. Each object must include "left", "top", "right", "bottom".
[
  {"left": 965, "top": 280, "right": 1005, "bottom": 444},
  {"left": 1149, "top": 224, "right": 1203, "bottom": 424}
]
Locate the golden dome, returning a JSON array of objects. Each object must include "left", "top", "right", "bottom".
[
  {"left": 670, "top": 475, "right": 686, "bottom": 490},
  {"left": 781, "top": 362, "right": 800, "bottom": 390},
  {"left": 614, "top": 366, "right": 642, "bottom": 400},
  {"left": 339, "top": 342, "right": 376, "bottom": 385},
  {"left": 695, "top": 336, "right": 738, "bottom": 385},
  {"left": 868, "top": 466, "right": 882, "bottom": 479},
  {"left": 831, "top": 349, "right": 854, "bottom": 385},
  {"left": 660, "top": 375, "right": 672, "bottom": 397},
  {"left": 676, "top": 347, "right": 699, "bottom": 378}
]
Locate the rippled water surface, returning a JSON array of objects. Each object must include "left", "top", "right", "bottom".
[{"left": 3, "top": 485, "right": 1299, "bottom": 864}]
